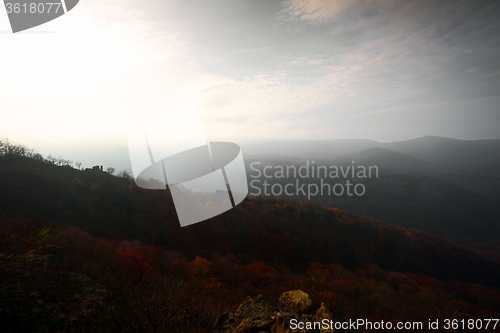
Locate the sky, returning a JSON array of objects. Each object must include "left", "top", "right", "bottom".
[{"left": 1, "top": 0, "right": 500, "bottom": 160}]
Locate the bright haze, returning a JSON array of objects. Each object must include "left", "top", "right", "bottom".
[{"left": 1, "top": 0, "right": 499, "bottom": 163}]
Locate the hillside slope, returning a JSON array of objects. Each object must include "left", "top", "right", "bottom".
[
  {"left": 0, "top": 154, "right": 499, "bottom": 287},
  {"left": 1, "top": 152, "right": 500, "bottom": 332}
]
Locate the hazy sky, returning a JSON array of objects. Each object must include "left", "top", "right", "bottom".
[{"left": 1, "top": 0, "right": 500, "bottom": 156}]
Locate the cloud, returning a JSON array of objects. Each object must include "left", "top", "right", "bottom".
[
  {"left": 278, "top": 0, "right": 380, "bottom": 23},
  {"left": 2, "top": 0, "right": 500, "bottom": 151},
  {"left": 0, "top": 0, "right": 204, "bottom": 149}
]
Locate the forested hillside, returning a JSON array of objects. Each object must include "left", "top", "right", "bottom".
[{"left": 1, "top": 140, "right": 500, "bottom": 332}]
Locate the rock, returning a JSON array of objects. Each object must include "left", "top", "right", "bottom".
[
  {"left": 213, "top": 295, "right": 276, "bottom": 333},
  {"left": 213, "top": 291, "right": 353, "bottom": 333},
  {"left": 233, "top": 317, "right": 274, "bottom": 333},
  {"left": 214, "top": 312, "right": 233, "bottom": 330},
  {"left": 274, "top": 312, "right": 314, "bottom": 333},
  {"left": 236, "top": 294, "right": 277, "bottom": 320},
  {"left": 313, "top": 303, "right": 335, "bottom": 333},
  {"left": 274, "top": 312, "right": 295, "bottom": 333},
  {"left": 277, "top": 290, "right": 313, "bottom": 315}
]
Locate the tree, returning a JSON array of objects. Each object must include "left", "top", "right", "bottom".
[
  {"left": 106, "top": 167, "right": 115, "bottom": 175},
  {"left": 118, "top": 170, "right": 132, "bottom": 179},
  {"left": 0, "top": 138, "right": 28, "bottom": 156},
  {"left": 46, "top": 155, "right": 57, "bottom": 165}
]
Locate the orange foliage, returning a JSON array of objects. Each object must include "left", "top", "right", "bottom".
[{"left": 191, "top": 256, "right": 212, "bottom": 278}]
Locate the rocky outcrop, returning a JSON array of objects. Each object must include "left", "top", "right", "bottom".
[
  {"left": 277, "top": 290, "right": 313, "bottom": 315},
  {"left": 214, "top": 295, "right": 277, "bottom": 333},
  {"left": 213, "top": 290, "right": 354, "bottom": 333}
]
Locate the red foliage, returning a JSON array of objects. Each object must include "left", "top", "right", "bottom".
[{"left": 245, "top": 262, "right": 278, "bottom": 288}]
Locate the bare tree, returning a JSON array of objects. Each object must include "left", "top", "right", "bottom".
[
  {"left": 118, "top": 170, "right": 132, "bottom": 179},
  {"left": 0, "top": 138, "right": 28, "bottom": 156},
  {"left": 106, "top": 167, "right": 115, "bottom": 175},
  {"left": 46, "top": 155, "right": 57, "bottom": 165}
]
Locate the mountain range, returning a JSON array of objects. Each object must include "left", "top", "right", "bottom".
[{"left": 1, "top": 141, "right": 500, "bottom": 332}]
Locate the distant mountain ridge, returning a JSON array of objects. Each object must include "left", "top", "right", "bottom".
[
  {"left": 241, "top": 136, "right": 500, "bottom": 198},
  {"left": 65, "top": 136, "right": 500, "bottom": 192},
  {"left": 241, "top": 136, "right": 500, "bottom": 170},
  {"left": 382, "top": 136, "right": 500, "bottom": 171},
  {"left": 30, "top": 136, "right": 500, "bottom": 211},
  {"left": 336, "top": 147, "right": 431, "bottom": 168}
]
